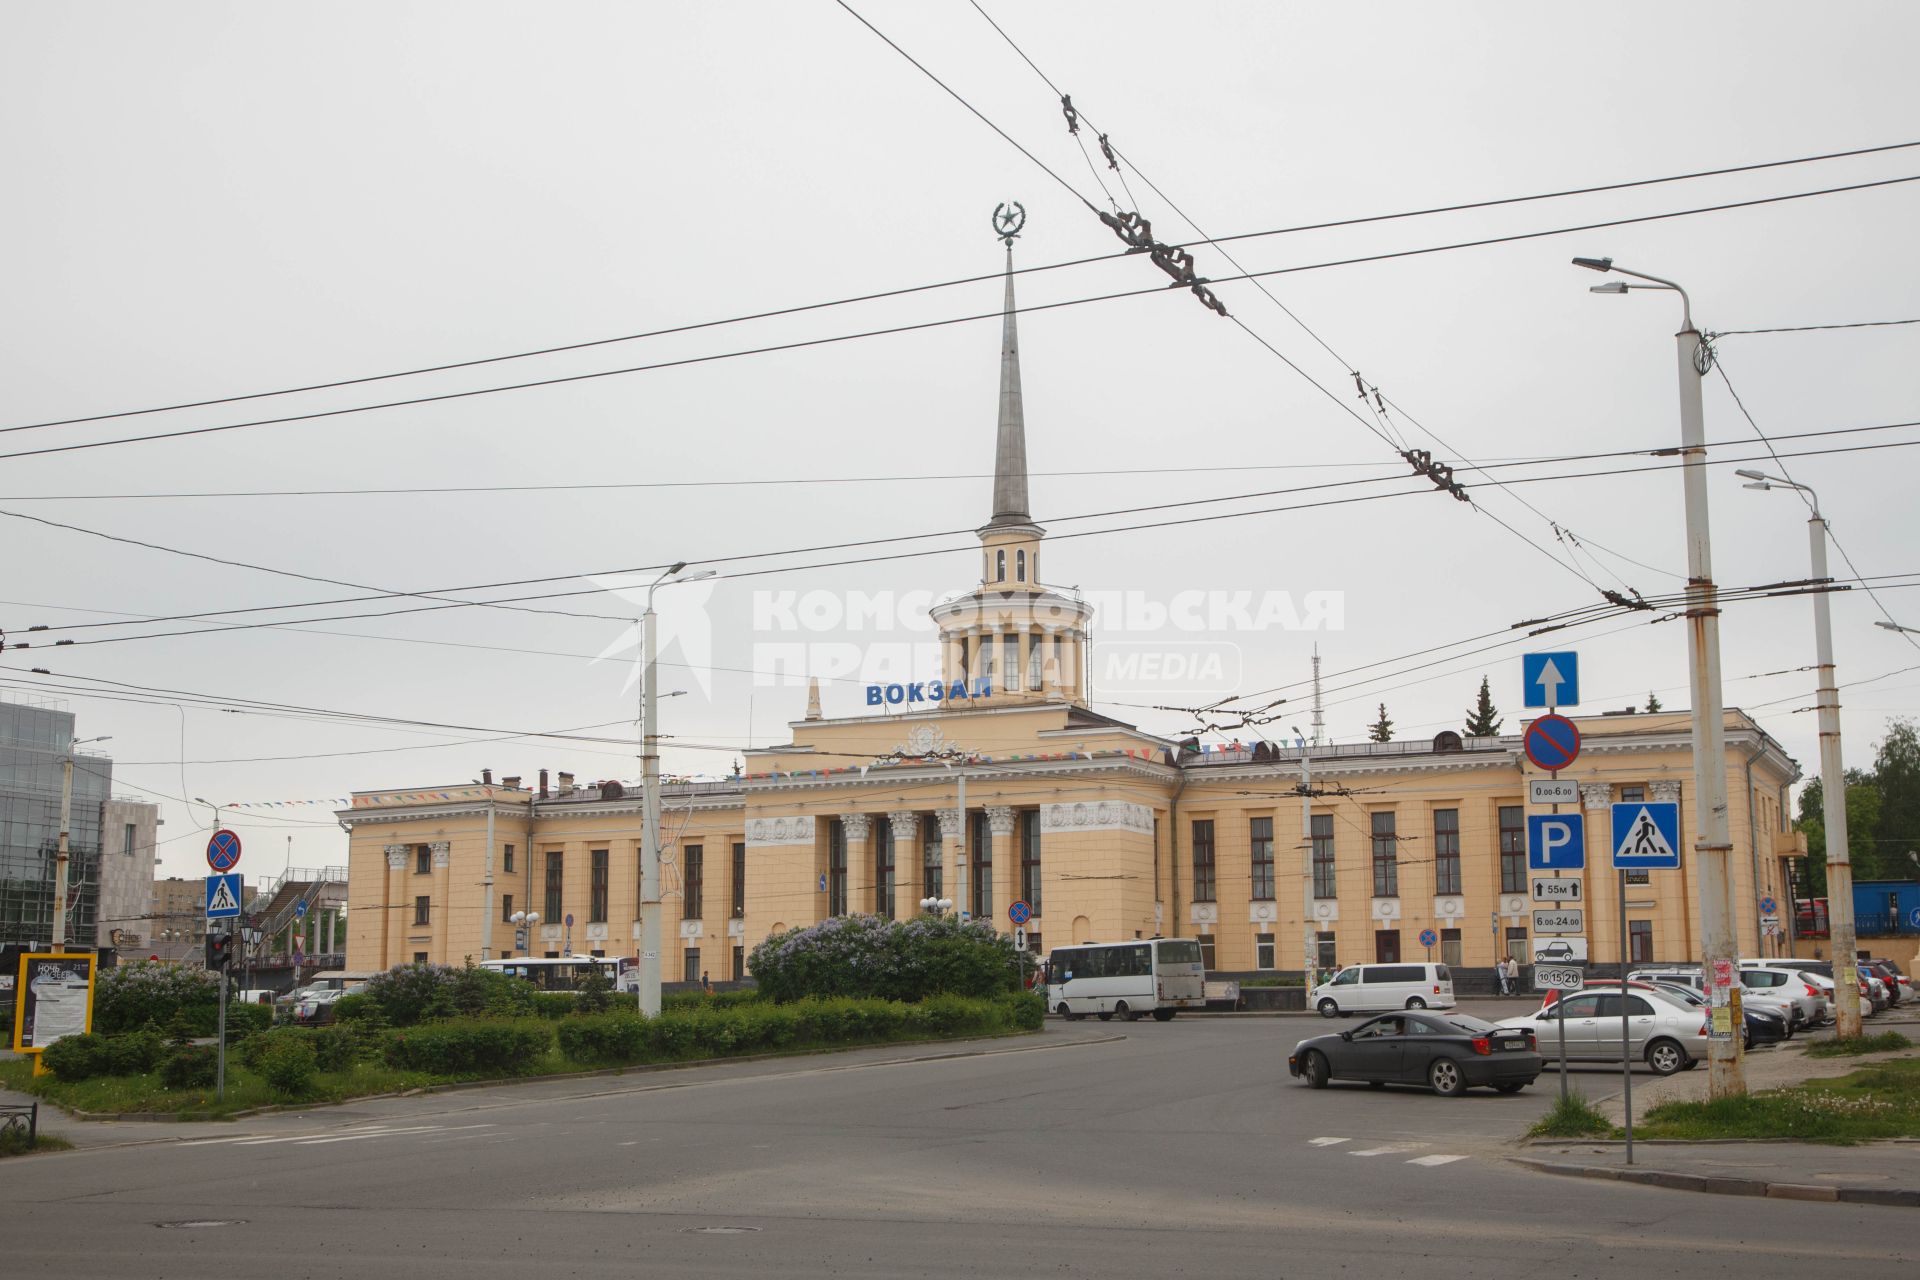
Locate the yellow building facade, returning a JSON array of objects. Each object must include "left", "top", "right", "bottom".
[{"left": 340, "top": 242, "right": 1805, "bottom": 984}]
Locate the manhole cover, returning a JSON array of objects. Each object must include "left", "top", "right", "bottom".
[
  {"left": 684, "top": 1226, "right": 761, "bottom": 1234},
  {"left": 155, "top": 1220, "right": 246, "bottom": 1229}
]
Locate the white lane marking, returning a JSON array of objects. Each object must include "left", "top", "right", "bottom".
[
  {"left": 295, "top": 1125, "right": 492, "bottom": 1146},
  {"left": 1350, "top": 1146, "right": 1414, "bottom": 1157},
  {"left": 1406, "top": 1154, "right": 1468, "bottom": 1167},
  {"left": 1307, "top": 1137, "right": 1351, "bottom": 1147}
]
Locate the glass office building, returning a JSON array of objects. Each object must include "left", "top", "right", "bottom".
[{"left": 0, "top": 699, "right": 112, "bottom": 949}]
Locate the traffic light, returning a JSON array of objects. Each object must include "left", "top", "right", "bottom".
[{"left": 205, "top": 931, "right": 234, "bottom": 971}]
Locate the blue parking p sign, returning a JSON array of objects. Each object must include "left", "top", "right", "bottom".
[{"left": 1527, "top": 813, "right": 1586, "bottom": 871}]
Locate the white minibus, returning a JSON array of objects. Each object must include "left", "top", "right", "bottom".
[{"left": 1045, "top": 938, "right": 1206, "bottom": 1022}]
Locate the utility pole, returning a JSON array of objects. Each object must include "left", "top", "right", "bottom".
[
  {"left": 51, "top": 749, "right": 73, "bottom": 952},
  {"left": 1738, "top": 470, "right": 1862, "bottom": 1036},
  {"left": 1576, "top": 256, "right": 1745, "bottom": 1097},
  {"left": 1299, "top": 734, "right": 1315, "bottom": 981},
  {"left": 480, "top": 784, "right": 497, "bottom": 961}
]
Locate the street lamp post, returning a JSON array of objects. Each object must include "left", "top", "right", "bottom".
[
  {"left": 51, "top": 735, "right": 111, "bottom": 953},
  {"left": 509, "top": 909, "right": 541, "bottom": 958},
  {"left": 638, "top": 563, "right": 717, "bottom": 1016},
  {"left": 1738, "top": 469, "right": 1864, "bottom": 1037},
  {"left": 1576, "top": 256, "right": 1746, "bottom": 1097}
]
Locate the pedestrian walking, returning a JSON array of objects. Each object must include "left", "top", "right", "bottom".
[
  {"left": 701, "top": 970, "right": 714, "bottom": 997},
  {"left": 1497, "top": 955, "right": 1514, "bottom": 996}
]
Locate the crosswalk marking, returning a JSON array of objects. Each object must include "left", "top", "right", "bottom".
[
  {"left": 1304, "top": 1136, "right": 1467, "bottom": 1169},
  {"left": 1307, "top": 1136, "right": 1350, "bottom": 1147},
  {"left": 1406, "top": 1154, "right": 1468, "bottom": 1167},
  {"left": 182, "top": 1123, "right": 491, "bottom": 1148},
  {"left": 1350, "top": 1146, "right": 1413, "bottom": 1157}
]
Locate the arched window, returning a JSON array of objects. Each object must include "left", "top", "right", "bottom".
[
  {"left": 1016, "top": 549, "right": 1026, "bottom": 581},
  {"left": 995, "top": 549, "right": 1006, "bottom": 581}
]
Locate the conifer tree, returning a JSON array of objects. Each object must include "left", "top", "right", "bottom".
[
  {"left": 1464, "top": 676, "right": 1503, "bottom": 736},
  {"left": 1645, "top": 691, "right": 1663, "bottom": 713},
  {"left": 1368, "top": 703, "right": 1394, "bottom": 743}
]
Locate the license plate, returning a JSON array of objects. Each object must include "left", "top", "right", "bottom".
[{"left": 1499, "top": 1039, "right": 1526, "bottom": 1051}]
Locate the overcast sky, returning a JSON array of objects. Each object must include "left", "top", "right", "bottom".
[{"left": 5, "top": 3, "right": 1918, "bottom": 883}]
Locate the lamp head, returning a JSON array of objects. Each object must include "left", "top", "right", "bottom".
[
  {"left": 1734, "top": 469, "right": 1769, "bottom": 481},
  {"left": 667, "top": 561, "right": 687, "bottom": 576},
  {"left": 677, "top": 568, "right": 717, "bottom": 583},
  {"left": 1589, "top": 282, "right": 1630, "bottom": 294},
  {"left": 1742, "top": 482, "right": 1772, "bottom": 491},
  {"left": 1572, "top": 256, "right": 1614, "bottom": 273}
]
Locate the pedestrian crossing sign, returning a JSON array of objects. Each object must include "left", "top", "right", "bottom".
[
  {"left": 205, "top": 872, "right": 243, "bottom": 919},
  {"left": 1610, "top": 802, "right": 1681, "bottom": 870}
]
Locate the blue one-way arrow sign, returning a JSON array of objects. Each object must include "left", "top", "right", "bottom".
[{"left": 1523, "top": 652, "right": 1579, "bottom": 708}]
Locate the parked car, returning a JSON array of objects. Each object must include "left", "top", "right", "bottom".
[
  {"left": 1307, "top": 962, "right": 1455, "bottom": 1017},
  {"left": 292, "top": 986, "right": 358, "bottom": 1026},
  {"left": 1540, "top": 979, "right": 1787, "bottom": 1048},
  {"left": 1629, "top": 967, "right": 1805, "bottom": 1030},
  {"left": 1289, "top": 1010, "right": 1541, "bottom": 1096},
  {"left": 1871, "top": 957, "right": 1912, "bottom": 998},
  {"left": 1736, "top": 965, "right": 1829, "bottom": 1025},
  {"left": 1498, "top": 988, "right": 1710, "bottom": 1075},
  {"left": 1861, "top": 960, "right": 1905, "bottom": 1006},
  {"left": 1788, "top": 961, "right": 1885, "bottom": 1015}
]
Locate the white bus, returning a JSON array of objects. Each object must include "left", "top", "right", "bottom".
[
  {"left": 479, "top": 955, "right": 625, "bottom": 993},
  {"left": 1044, "top": 938, "right": 1206, "bottom": 1022}
]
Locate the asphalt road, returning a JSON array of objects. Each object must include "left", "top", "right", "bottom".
[{"left": 5, "top": 1009, "right": 1915, "bottom": 1279}]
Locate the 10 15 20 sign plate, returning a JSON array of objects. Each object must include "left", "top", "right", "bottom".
[{"left": 1532, "top": 907, "right": 1584, "bottom": 935}]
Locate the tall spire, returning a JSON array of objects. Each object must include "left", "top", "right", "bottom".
[{"left": 987, "top": 204, "right": 1031, "bottom": 529}]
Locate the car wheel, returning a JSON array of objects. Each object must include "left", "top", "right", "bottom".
[
  {"left": 1406, "top": 997, "right": 1427, "bottom": 1010},
  {"left": 1681, "top": 1059, "right": 1700, "bottom": 1071},
  {"left": 1302, "top": 1051, "right": 1330, "bottom": 1089},
  {"left": 1115, "top": 1001, "right": 1139, "bottom": 1023},
  {"left": 1152, "top": 1009, "right": 1176, "bottom": 1022},
  {"left": 1428, "top": 1058, "right": 1465, "bottom": 1097},
  {"left": 1317, "top": 999, "right": 1339, "bottom": 1019},
  {"left": 1056, "top": 1002, "right": 1081, "bottom": 1022},
  {"left": 1645, "top": 1038, "right": 1687, "bottom": 1076},
  {"left": 1494, "top": 1082, "right": 1526, "bottom": 1094},
  {"left": 1096, "top": 1011, "right": 1113, "bottom": 1022}
]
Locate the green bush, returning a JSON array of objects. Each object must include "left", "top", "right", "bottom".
[
  {"left": 161, "top": 1045, "right": 218, "bottom": 1090},
  {"left": 257, "top": 1037, "right": 319, "bottom": 1099},
  {"left": 383, "top": 1019, "right": 551, "bottom": 1076},
  {"left": 332, "top": 993, "right": 378, "bottom": 1025},
  {"left": 94, "top": 962, "right": 219, "bottom": 1034},
  {"left": 572, "top": 968, "right": 614, "bottom": 1014},
  {"left": 555, "top": 1012, "right": 649, "bottom": 1064},
  {"left": 662, "top": 988, "right": 763, "bottom": 1013},
  {"left": 41, "top": 1030, "right": 165, "bottom": 1081},
  {"left": 748, "top": 914, "right": 1020, "bottom": 1003},
  {"left": 358, "top": 961, "right": 548, "bottom": 1026},
  {"left": 225, "top": 1002, "right": 272, "bottom": 1039}
]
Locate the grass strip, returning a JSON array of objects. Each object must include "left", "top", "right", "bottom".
[
  {"left": 1636, "top": 1058, "right": 1920, "bottom": 1144},
  {"left": 1527, "top": 1092, "right": 1614, "bottom": 1138},
  {"left": 1804, "top": 1032, "right": 1913, "bottom": 1058}
]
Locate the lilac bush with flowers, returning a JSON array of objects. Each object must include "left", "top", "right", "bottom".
[
  {"left": 748, "top": 912, "right": 1022, "bottom": 1003},
  {"left": 95, "top": 961, "right": 220, "bottom": 1034}
]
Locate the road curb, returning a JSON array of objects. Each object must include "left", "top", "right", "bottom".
[{"left": 1510, "top": 1155, "right": 1920, "bottom": 1206}]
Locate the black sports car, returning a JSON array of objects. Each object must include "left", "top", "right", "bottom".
[{"left": 1288, "top": 1011, "right": 1542, "bottom": 1096}]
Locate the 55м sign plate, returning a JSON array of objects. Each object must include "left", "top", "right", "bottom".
[{"left": 1532, "top": 877, "right": 1582, "bottom": 902}]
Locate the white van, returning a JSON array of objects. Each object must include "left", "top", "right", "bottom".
[{"left": 1309, "top": 962, "right": 1455, "bottom": 1017}]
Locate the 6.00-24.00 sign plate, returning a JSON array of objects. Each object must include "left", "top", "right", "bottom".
[{"left": 1532, "top": 907, "right": 1584, "bottom": 935}]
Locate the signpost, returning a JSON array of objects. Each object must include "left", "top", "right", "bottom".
[
  {"left": 1529, "top": 778, "right": 1580, "bottom": 805},
  {"left": 1532, "top": 963, "right": 1583, "bottom": 1102},
  {"left": 1522, "top": 715, "right": 1582, "bottom": 772},
  {"left": 1532, "top": 877, "right": 1582, "bottom": 903},
  {"left": 1013, "top": 926, "right": 1028, "bottom": 953},
  {"left": 1532, "top": 937, "right": 1588, "bottom": 963},
  {"left": 205, "top": 874, "right": 243, "bottom": 920},
  {"left": 1610, "top": 802, "right": 1682, "bottom": 871},
  {"left": 1007, "top": 900, "right": 1032, "bottom": 927},
  {"left": 1522, "top": 652, "right": 1580, "bottom": 708},
  {"left": 1532, "top": 907, "right": 1584, "bottom": 935},
  {"left": 1418, "top": 927, "right": 1438, "bottom": 958}
]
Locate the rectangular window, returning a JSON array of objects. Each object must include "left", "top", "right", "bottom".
[
  {"left": 123, "top": 823, "right": 136, "bottom": 857},
  {"left": 1250, "top": 816, "right": 1275, "bottom": 901},
  {"left": 1440, "top": 927, "right": 1462, "bottom": 968},
  {"left": 1311, "top": 814, "right": 1336, "bottom": 899},
  {"left": 1374, "top": 929, "right": 1400, "bottom": 963},
  {"left": 828, "top": 820, "right": 848, "bottom": 917},
  {"left": 544, "top": 851, "right": 564, "bottom": 923},
  {"left": 414, "top": 951, "right": 429, "bottom": 964},
  {"left": 1371, "top": 812, "right": 1398, "bottom": 897},
  {"left": 1434, "top": 808, "right": 1461, "bottom": 895},
  {"left": 1316, "top": 931, "right": 1337, "bottom": 973},
  {"left": 1020, "top": 810, "right": 1042, "bottom": 915},
  {"left": 731, "top": 841, "right": 746, "bottom": 918},
  {"left": 1630, "top": 920, "right": 1654, "bottom": 964},
  {"left": 970, "top": 811, "right": 993, "bottom": 919},
  {"left": 1191, "top": 819, "right": 1217, "bottom": 902},
  {"left": 415, "top": 845, "right": 431, "bottom": 875},
  {"left": 1499, "top": 805, "right": 1526, "bottom": 894},
  {"left": 1027, "top": 932, "right": 1042, "bottom": 961},
  {"left": 732, "top": 944, "right": 745, "bottom": 981},
  {"left": 1196, "top": 933, "right": 1217, "bottom": 971},
  {"left": 874, "top": 820, "right": 895, "bottom": 921},
  {"left": 1505, "top": 926, "right": 1529, "bottom": 965},
  {"left": 502, "top": 893, "right": 514, "bottom": 923},
  {"left": 1255, "top": 933, "right": 1276, "bottom": 969},
  {"left": 683, "top": 947, "right": 701, "bottom": 983},
  {"left": 590, "top": 849, "right": 609, "bottom": 924},
  {"left": 504, "top": 844, "right": 515, "bottom": 874},
  {"left": 682, "top": 845, "right": 704, "bottom": 919},
  {"left": 413, "top": 895, "right": 431, "bottom": 926},
  {"left": 922, "top": 817, "right": 943, "bottom": 900}
]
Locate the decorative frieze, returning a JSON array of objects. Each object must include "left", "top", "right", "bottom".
[
  {"left": 1040, "top": 800, "right": 1153, "bottom": 834},
  {"left": 745, "top": 816, "right": 816, "bottom": 847}
]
